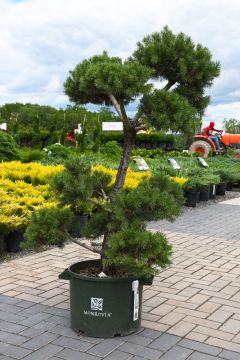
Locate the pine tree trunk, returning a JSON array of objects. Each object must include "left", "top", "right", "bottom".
[
  {"left": 113, "top": 125, "right": 136, "bottom": 192},
  {"left": 101, "top": 125, "right": 136, "bottom": 270}
]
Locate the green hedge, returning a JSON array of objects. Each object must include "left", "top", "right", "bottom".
[{"left": 100, "top": 131, "right": 174, "bottom": 149}]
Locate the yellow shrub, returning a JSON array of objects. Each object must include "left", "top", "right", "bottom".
[
  {"left": 0, "top": 161, "right": 63, "bottom": 185},
  {"left": 92, "top": 165, "right": 151, "bottom": 189},
  {"left": 0, "top": 162, "right": 60, "bottom": 233},
  {"left": 169, "top": 176, "right": 188, "bottom": 186}
]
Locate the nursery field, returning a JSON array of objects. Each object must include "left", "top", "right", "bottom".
[{"left": 1, "top": 143, "right": 240, "bottom": 255}]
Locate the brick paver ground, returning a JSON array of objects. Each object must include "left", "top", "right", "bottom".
[{"left": 1, "top": 197, "right": 240, "bottom": 358}]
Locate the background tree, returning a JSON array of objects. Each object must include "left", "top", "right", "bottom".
[
  {"left": 65, "top": 26, "right": 220, "bottom": 190},
  {"left": 223, "top": 118, "right": 240, "bottom": 134}
]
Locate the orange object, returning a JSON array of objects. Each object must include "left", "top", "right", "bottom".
[{"left": 221, "top": 133, "right": 240, "bottom": 146}]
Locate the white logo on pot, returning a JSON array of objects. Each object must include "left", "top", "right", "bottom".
[{"left": 91, "top": 298, "right": 103, "bottom": 311}]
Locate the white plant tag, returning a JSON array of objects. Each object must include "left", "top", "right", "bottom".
[
  {"left": 133, "top": 158, "right": 149, "bottom": 171},
  {"left": 212, "top": 184, "right": 216, "bottom": 195},
  {"left": 198, "top": 157, "right": 209, "bottom": 167},
  {"left": 132, "top": 280, "right": 139, "bottom": 321},
  {"left": 168, "top": 158, "right": 181, "bottom": 170},
  {"left": 98, "top": 272, "right": 108, "bottom": 278}
]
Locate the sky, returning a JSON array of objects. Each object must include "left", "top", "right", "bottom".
[{"left": 1, "top": 0, "right": 240, "bottom": 127}]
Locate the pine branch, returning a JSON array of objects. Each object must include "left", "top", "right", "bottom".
[
  {"left": 67, "top": 233, "right": 101, "bottom": 254},
  {"left": 108, "top": 93, "right": 123, "bottom": 119},
  {"left": 88, "top": 198, "right": 112, "bottom": 213}
]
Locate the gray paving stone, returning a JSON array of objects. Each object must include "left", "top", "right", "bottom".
[
  {"left": 20, "top": 320, "right": 57, "bottom": 338},
  {"left": 118, "top": 342, "right": 161, "bottom": 360},
  {"left": 21, "top": 344, "right": 63, "bottom": 360},
  {"left": 13, "top": 300, "right": 36, "bottom": 308},
  {"left": 219, "top": 349, "right": 240, "bottom": 359},
  {"left": 56, "top": 348, "right": 99, "bottom": 360},
  {"left": 0, "top": 295, "right": 21, "bottom": 305},
  {"left": 0, "top": 320, "right": 27, "bottom": 334},
  {"left": 0, "top": 342, "right": 32, "bottom": 359},
  {"left": 188, "top": 352, "right": 223, "bottom": 360},
  {"left": 53, "top": 336, "right": 93, "bottom": 351},
  {"left": 49, "top": 324, "right": 84, "bottom": 339},
  {"left": 179, "top": 339, "right": 222, "bottom": 356},
  {"left": 18, "top": 312, "right": 52, "bottom": 326},
  {"left": 22, "top": 332, "right": 59, "bottom": 350},
  {"left": 148, "top": 333, "right": 180, "bottom": 352},
  {"left": 0, "top": 331, "right": 29, "bottom": 346},
  {"left": 0, "top": 310, "right": 25, "bottom": 323},
  {"left": 19, "top": 304, "right": 50, "bottom": 317},
  {"left": 87, "top": 338, "right": 123, "bottom": 357},
  {"left": 159, "top": 345, "right": 193, "bottom": 360},
  {"left": 0, "top": 303, "right": 23, "bottom": 314},
  {"left": 121, "top": 334, "right": 152, "bottom": 346},
  {"left": 103, "top": 350, "right": 132, "bottom": 360},
  {"left": 44, "top": 308, "right": 70, "bottom": 317},
  {"left": 139, "top": 329, "right": 162, "bottom": 339},
  {"left": 46, "top": 315, "right": 70, "bottom": 326}
]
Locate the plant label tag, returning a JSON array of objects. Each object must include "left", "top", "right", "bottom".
[
  {"left": 212, "top": 184, "right": 216, "bottom": 195},
  {"left": 198, "top": 157, "right": 209, "bottom": 167},
  {"left": 168, "top": 158, "right": 180, "bottom": 170},
  {"left": 133, "top": 158, "right": 149, "bottom": 171},
  {"left": 132, "top": 280, "right": 139, "bottom": 321}
]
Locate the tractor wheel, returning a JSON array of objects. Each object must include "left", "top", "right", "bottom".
[{"left": 189, "top": 140, "right": 212, "bottom": 158}]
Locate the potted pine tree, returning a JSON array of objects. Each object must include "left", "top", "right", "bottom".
[{"left": 23, "top": 27, "right": 220, "bottom": 337}]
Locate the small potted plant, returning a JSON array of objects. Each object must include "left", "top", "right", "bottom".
[
  {"left": 213, "top": 169, "right": 230, "bottom": 195},
  {"left": 183, "top": 176, "right": 201, "bottom": 207}
]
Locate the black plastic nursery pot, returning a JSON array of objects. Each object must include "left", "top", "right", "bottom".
[
  {"left": 59, "top": 259, "right": 153, "bottom": 338},
  {"left": 0, "top": 234, "right": 6, "bottom": 255},
  {"left": 216, "top": 182, "right": 227, "bottom": 196},
  {"left": 184, "top": 190, "right": 200, "bottom": 207},
  {"left": 209, "top": 184, "right": 216, "bottom": 199},
  {"left": 69, "top": 215, "right": 88, "bottom": 238},
  {"left": 6, "top": 230, "right": 24, "bottom": 252},
  {"left": 200, "top": 186, "right": 210, "bottom": 201}
]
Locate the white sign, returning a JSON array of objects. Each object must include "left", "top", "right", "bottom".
[
  {"left": 74, "top": 124, "right": 82, "bottom": 134},
  {"left": 168, "top": 158, "right": 181, "bottom": 170},
  {"left": 133, "top": 158, "right": 149, "bottom": 171},
  {"left": 132, "top": 280, "right": 139, "bottom": 321},
  {"left": 102, "top": 122, "right": 123, "bottom": 131},
  {"left": 0, "top": 123, "right": 7, "bottom": 131},
  {"left": 74, "top": 128, "right": 82, "bottom": 134},
  {"left": 198, "top": 157, "right": 209, "bottom": 167}
]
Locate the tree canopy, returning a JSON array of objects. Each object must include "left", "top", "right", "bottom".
[{"left": 64, "top": 26, "right": 220, "bottom": 189}]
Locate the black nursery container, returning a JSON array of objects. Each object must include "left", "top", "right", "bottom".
[
  {"left": 216, "top": 182, "right": 227, "bottom": 196},
  {"left": 185, "top": 190, "right": 200, "bottom": 207}
]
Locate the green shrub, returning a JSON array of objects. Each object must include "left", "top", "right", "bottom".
[
  {"left": 19, "top": 148, "right": 45, "bottom": 163},
  {"left": 101, "top": 141, "right": 122, "bottom": 157},
  {"left": 0, "top": 131, "right": 19, "bottom": 161}
]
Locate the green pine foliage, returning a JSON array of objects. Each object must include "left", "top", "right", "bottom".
[
  {"left": 23, "top": 207, "right": 73, "bottom": 250},
  {"left": 0, "top": 131, "right": 19, "bottom": 161},
  {"left": 104, "top": 230, "right": 172, "bottom": 277},
  {"left": 24, "top": 27, "right": 220, "bottom": 278}
]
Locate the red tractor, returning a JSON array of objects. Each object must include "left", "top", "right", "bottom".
[{"left": 189, "top": 132, "right": 240, "bottom": 157}]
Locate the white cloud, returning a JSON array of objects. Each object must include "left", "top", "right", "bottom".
[{"left": 1, "top": 0, "right": 240, "bottom": 121}]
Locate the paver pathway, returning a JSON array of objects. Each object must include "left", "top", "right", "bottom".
[{"left": 1, "top": 197, "right": 240, "bottom": 358}]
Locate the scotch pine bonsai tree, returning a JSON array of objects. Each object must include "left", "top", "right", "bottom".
[{"left": 24, "top": 27, "right": 220, "bottom": 277}]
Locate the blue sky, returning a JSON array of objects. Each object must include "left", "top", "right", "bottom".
[{"left": 1, "top": 0, "right": 240, "bottom": 127}]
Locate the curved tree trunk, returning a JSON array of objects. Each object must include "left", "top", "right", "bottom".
[{"left": 113, "top": 125, "right": 136, "bottom": 192}]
